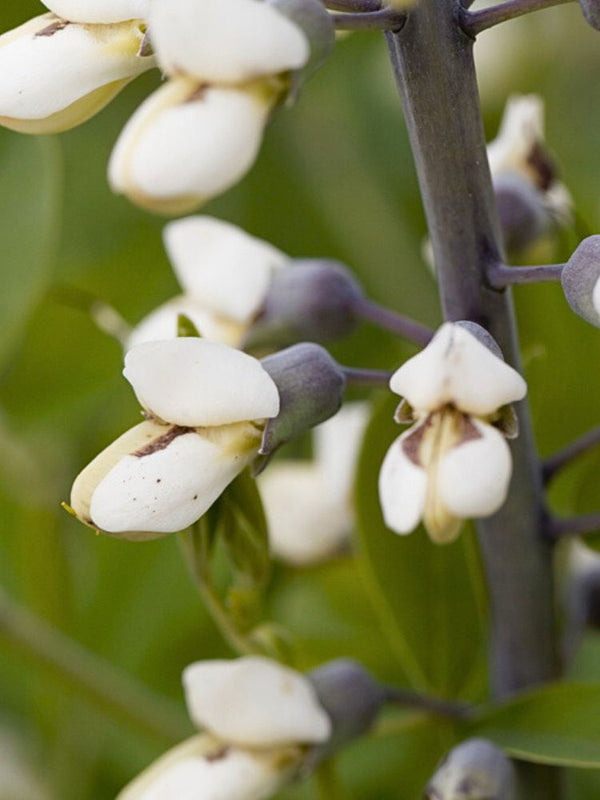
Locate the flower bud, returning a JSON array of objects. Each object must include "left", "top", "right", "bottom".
[
  {"left": 117, "top": 733, "right": 299, "bottom": 800},
  {"left": 561, "top": 235, "right": 600, "bottom": 328},
  {"left": 45, "top": 1, "right": 149, "bottom": 23},
  {"left": 306, "top": 660, "right": 385, "bottom": 764},
  {"left": 578, "top": 0, "right": 600, "bottom": 29},
  {"left": 148, "top": 0, "right": 310, "bottom": 84},
  {"left": 0, "top": 14, "right": 153, "bottom": 134},
  {"left": 244, "top": 259, "right": 364, "bottom": 349},
  {"left": 425, "top": 738, "right": 517, "bottom": 800},
  {"left": 258, "top": 343, "right": 346, "bottom": 466},
  {"left": 183, "top": 657, "right": 331, "bottom": 748},
  {"left": 108, "top": 78, "right": 274, "bottom": 214},
  {"left": 494, "top": 174, "right": 552, "bottom": 256}
]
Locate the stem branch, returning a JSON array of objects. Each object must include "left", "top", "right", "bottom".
[
  {"left": 549, "top": 511, "right": 600, "bottom": 539},
  {"left": 542, "top": 424, "right": 600, "bottom": 483},
  {"left": 342, "top": 366, "right": 393, "bottom": 386},
  {"left": 487, "top": 263, "right": 565, "bottom": 289},
  {"left": 462, "top": 0, "right": 574, "bottom": 36},
  {"left": 383, "top": 686, "right": 473, "bottom": 719},
  {"left": 353, "top": 296, "right": 434, "bottom": 345},
  {"left": 331, "top": 9, "right": 406, "bottom": 29}
]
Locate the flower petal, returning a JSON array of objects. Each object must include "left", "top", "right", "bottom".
[
  {"left": 487, "top": 94, "right": 545, "bottom": 178},
  {"left": 44, "top": 0, "right": 149, "bottom": 23},
  {"left": 164, "top": 217, "right": 288, "bottom": 324},
  {"left": 108, "top": 79, "right": 272, "bottom": 214},
  {"left": 390, "top": 322, "right": 526, "bottom": 416},
  {"left": 259, "top": 462, "right": 350, "bottom": 566},
  {"left": 314, "top": 402, "right": 370, "bottom": 502},
  {"left": 126, "top": 295, "right": 245, "bottom": 349},
  {"left": 123, "top": 339, "right": 280, "bottom": 426},
  {"left": 148, "top": 0, "right": 309, "bottom": 83},
  {"left": 438, "top": 419, "right": 512, "bottom": 518},
  {"left": 72, "top": 420, "right": 260, "bottom": 537},
  {"left": 0, "top": 15, "right": 152, "bottom": 134},
  {"left": 183, "top": 657, "right": 331, "bottom": 748},
  {"left": 117, "top": 733, "right": 296, "bottom": 800},
  {"left": 378, "top": 429, "right": 428, "bottom": 535}
]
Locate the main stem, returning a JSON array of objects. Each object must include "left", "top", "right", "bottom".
[{"left": 385, "top": 2, "right": 561, "bottom": 795}]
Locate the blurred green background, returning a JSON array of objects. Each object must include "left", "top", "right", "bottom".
[{"left": 1, "top": 1, "right": 600, "bottom": 798}]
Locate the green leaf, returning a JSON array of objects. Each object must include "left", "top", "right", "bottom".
[
  {"left": 354, "top": 395, "right": 488, "bottom": 697},
  {"left": 0, "top": 131, "right": 62, "bottom": 371},
  {"left": 177, "top": 313, "right": 202, "bottom": 338},
  {"left": 470, "top": 682, "right": 600, "bottom": 768}
]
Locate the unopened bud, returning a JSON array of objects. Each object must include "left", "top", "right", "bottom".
[
  {"left": 245, "top": 259, "right": 363, "bottom": 349},
  {"left": 425, "top": 738, "right": 517, "bottom": 800},
  {"left": 561, "top": 235, "right": 600, "bottom": 328},
  {"left": 0, "top": 14, "right": 154, "bottom": 134},
  {"left": 494, "top": 174, "right": 551, "bottom": 255},
  {"left": 578, "top": 0, "right": 600, "bottom": 29},
  {"left": 257, "top": 343, "right": 346, "bottom": 468},
  {"left": 307, "top": 660, "right": 385, "bottom": 763},
  {"left": 108, "top": 79, "right": 275, "bottom": 215}
]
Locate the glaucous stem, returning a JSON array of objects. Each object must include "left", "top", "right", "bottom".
[
  {"left": 461, "top": 0, "right": 574, "bottom": 36},
  {"left": 385, "top": 1, "right": 561, "bottom": 795},
  {"left": 542, "top": 424, "right": 600, "bottom": 483},
  {"left": 549, "top": 511, "right": 600, "bottom": 539},
  {"left": 487, "top": 263, "right": 565, "bottom": 289},
  {"left": 352, "top": 296, "right": 434, "bottom": 345},
  {"left": 331, "top": 9, "right": 406, "bottom": 29},
  {"left": 342, "top": 366, "right": 394, "bottom": 386}
]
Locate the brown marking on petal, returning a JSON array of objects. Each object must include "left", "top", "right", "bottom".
[
  {"left": 133, "top": 425, "right": 194, "bottom": 458},
  {"left": 401, "top": 418, "right": 431, "bottom": 467},
  {"left": 36, "top": 19, "right": 70, "bottom": 37},
  {"left": 456, "top": 413, "right": 483, "bottom": 445},
  {"left": 527, "top": 141, "right": 556, "bottom": 192},
  {"left": 205, "top": 745, "right": 230, "bottom": 763},
  {"left": 185, "top": 83, "right": 209, "bottom": 104}
]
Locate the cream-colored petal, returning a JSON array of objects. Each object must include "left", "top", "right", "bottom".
[
  {"left": 378, "top": 429, "right": 428, "bottom": 535},
  {"left": 117, "top": 734, "right": 297, "bottom": 800},
  {"left": 81, "top": 421, "right": 260, "bottom": 536},
  {"left": 44, "top": 0, "right": 149, "bottom": 23},
  {"left": 109, "top": 79, "right": 272, "bottom": 215},
  {"left": 593, "top": 276, "right": 600, "bottom": 317},
  {"left": 259, "top": 462, "right": 351, "bottom": 566},
  {"left": 148, "top": 0, "right": 309, "bottom": 83},
  {"left": 438, "top": 419, "right": 512, "bottom": 518},
  {"left": 124, "top": 338, "right": 280, "bottom": 426},
  {"left": 0, "top": 15, "right": 153, "bottom": 134},
  {"left": 487, "top": 94, "right": 544, "bottom": 178},
  {"left": 313, "top": 402, "right": 370, "bottom": 503},
  {"left": 183, "top": 657, "right": 331, "bottom": 748},
  {"left": 125, "top": 295, "right": 246, "bottom": 349},
  {"left": 390, "top": 323, "right": 526, "bottom": 416},
  {"left": 164, "top": 217, "right": 288, "bottom": 323}
]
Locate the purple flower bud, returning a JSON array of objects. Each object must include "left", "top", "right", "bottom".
[
  {"left": 494, "top": 174, "right": 551, "bottom": 255},
  {"left": 578, "top": 0, "right": 600, "bottom": 30},
  {"left": 561, "top": 235, "right": 600, "bottom": 328},
  {"left": 425, "top": 738, "right": 517, "bottom": 800}
]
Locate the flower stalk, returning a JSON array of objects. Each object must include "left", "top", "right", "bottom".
[{"left": 385, "top": 0, "right": 561, "bottom": 794}]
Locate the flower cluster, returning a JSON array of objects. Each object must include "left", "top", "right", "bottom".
[
  {"left": 69, "top": 338, "right": 280, "bottom": 539},
  {"left": 379, "top": 323, "right": 527, "bottom": 543},
  {"left": 0, "top": 0, "right": 333, "bottom": 213},
  {"left": 118, "top": 656, "right": 331, "bottom": 799}
]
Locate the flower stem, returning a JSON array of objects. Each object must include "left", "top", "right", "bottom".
[
  {"left": 383, "top": 686, "right": 473, "bottom": 719},
  {"left": 341, "top": 366, "right": 393, "bottom": 386},
  {"left": 385, "top": 2, "right": 561, "bottom": 794},
  {"left": 330, "top": 9, "right": 406, "bottom": 29},
  {"left": 487, "top": 263, "right": 565, "bottom": 289},
  {"left": 549, "top": 511, "right": 600, "bottom": 539},
  {"left": 324, "top": 0, "right": 381, "bottom": 10},
  {"left": 542, "top": 424, "right": 600, "bottom": 483},
  {"left": 461, "top": 0, "right": 574, "bottom": 36},
  {"left": 315, "top": 758, "right": 345, "bottom": 800},
  {"left": 177, "top": 529, "right": 259, "bottom": 657},
  {"left": 352, "top": 296, "right": 434, "bottom": 345},
  {"left": 0, "top": 588, "right": 190, "bottom": 744}
]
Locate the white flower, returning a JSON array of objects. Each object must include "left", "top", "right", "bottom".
[
  {"left": 0, "top": 8, "right": 154, "bottom": 134},
  {"left": 379, "top": 323, "right": 526, "bottom": 543},
  {"left": 487, "top": 94, "right": 572, "bottom": 228},
  {"left": 108, "top": 79, "right": 275, "bottom": 215},
  {"left": 110, "top": 0, "right": 311, "bottom": 212},
  {"left": 259, "top": 403, "right": 369, "bottom": 566},
  {"left": 148, "top": 0, "right": 309, "bottom": 84},
  {"left": 118, "top": 656, "right": 332, "bottom": 799},
  {"left": 69, "top": 339, "right": 279, "bottom": 539},
  {"left": 127, "top": 217, "right": 289, "bottom": 348},
  {"left": 117, "top": 734, "right": 298, "bottom": 800},
  {"left": 183, "top": 657, "right": 331, "bottom": 747}
]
